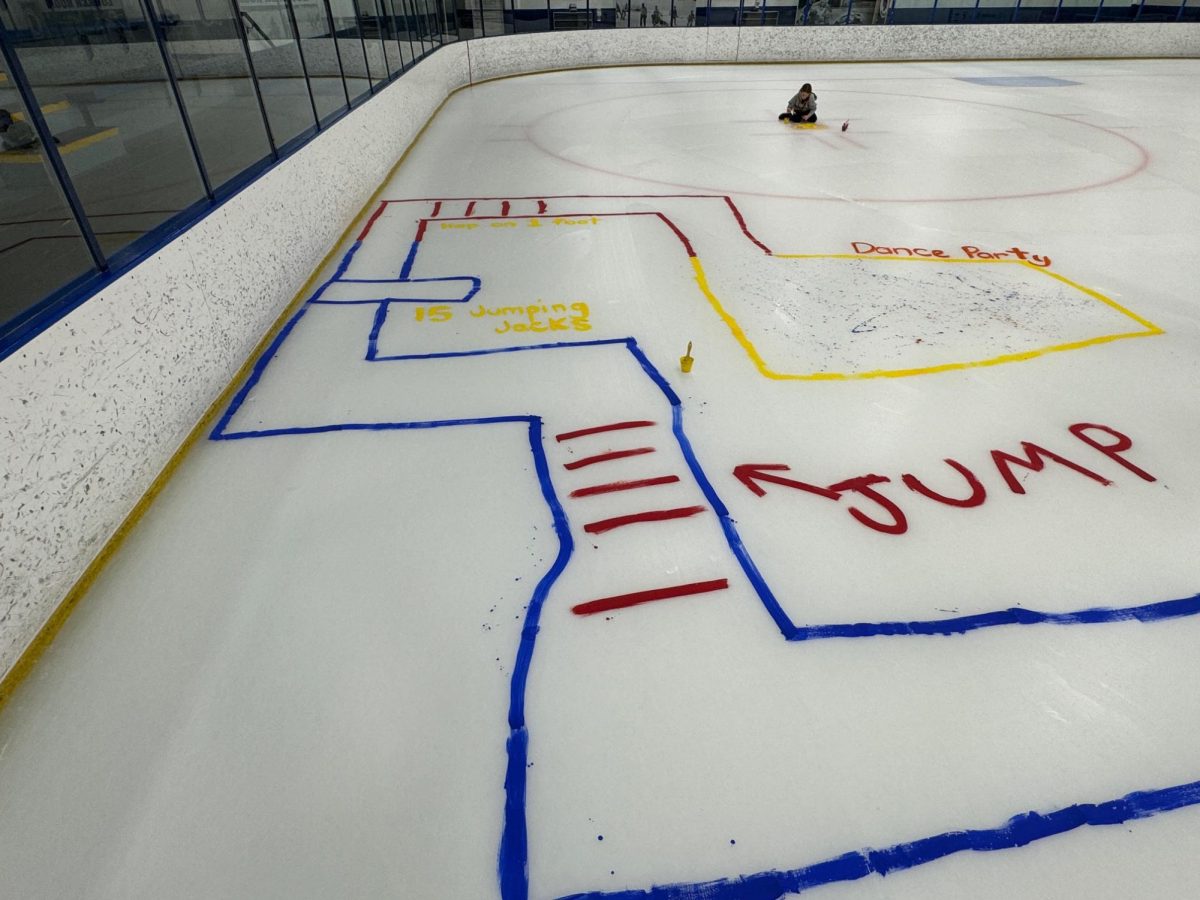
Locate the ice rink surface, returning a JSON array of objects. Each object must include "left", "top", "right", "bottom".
[{"left": 3, "top": 58, "right": 1200, "bottom": 899}]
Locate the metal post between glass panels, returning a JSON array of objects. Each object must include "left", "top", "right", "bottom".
[
  {"left": 348, "top": 0, "right": 377, "bottom": 93},
  {"left": 0, "top": 27, "right": 107, "bottom": 271},
  {"left": 284, "top": 0, "right": 325, "bottom": 127},
  {"left": 145, "top": 0, "right": 215, "bottom": 200},
  {"left": 230, "top": 0, "right": 282, "bottom": 154},
  {"left": 321, "top": 0, "right": 353, "bottom": 107}
]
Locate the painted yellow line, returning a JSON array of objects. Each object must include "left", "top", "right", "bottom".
[
  {"left": 690, "top": 256, "right": 774, "bottom": 379},
  {"left": 0, "top": 128, "right": 119, "bottom": 165},
  {"left": 774, "top": 253, "right": 996, "bottom": 263},
  {"left": 12, "top": 100, "right": 71, "bottom": 122},
  {"left": 59, "top": 127, "right": 119, "bottom": 154},
  {"left": 692, "top": 253, "right": 1163, "bottom": 381},
  {"left": 0, "top": 94, "right": 456, "bottom": 713}
]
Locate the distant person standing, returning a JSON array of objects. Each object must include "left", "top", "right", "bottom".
[
  {"left": 670, "top": 2, "right": 677, "bottom": 23},
  {"left": 639, "top": 2, "right": 647, "bottom": 24},
  {"left": 777, "top": 83, "right": 818, "bottom": 123},
  {"left": 687, "top": 8, "right": 694, "bottom": 23},
  {"left": 0, "top": 109, "right": 37, "bottom": 151}
]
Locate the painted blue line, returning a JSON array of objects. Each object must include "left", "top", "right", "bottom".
[
  {"left": 555, "top": 778, "right": 1200, "bottom": 900},
  {"left": 373, "top": 337, "right": 633, "bottom": 362},
  {"left": 214, "top": 415, "right": 535, "bottom": 442},
  {"left": 309, "top": 299, "right": 409, "bottom": 305},
  {"left": 398, "top": 239, "right": 421, "bottom": 280},
  {"left": 622, "top": 339, "right": 797, "bottom": 639},
  {"left": 499, "top": 417, "right": 576, "bottom": 900},
  {"left": 209, "top": 305, "right": 311, "bottom": 440},
  {"left": 790, "top": 591, "right": 1200, "bottom": 641},
  {"left": 325, "top": 275, "right": 481, "bottom": 304},
  {"left": 366, "top": 302, "right": 389, "bottom": 361},
  {"left": 333, "top": 240, "right": 364, "bottom": 279}
]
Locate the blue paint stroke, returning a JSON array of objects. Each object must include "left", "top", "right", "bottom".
[
  {"left": 790, "top": 591, "right": 1200, "bottom": 641},
  {"left": 213, "top": 415, "right": 534, "bottom": 442},
  {"left": 209, "top": 304, "right": 310, "bottom": 440},
  {"left": 499, "top": 418, "right": 576, "bottom": 900},
  {"left": 621, "top": 340, "right": 795, "bottom": 639},
  {"left": 373, "top": 336, "right": 634, "bottom": 362},
  {"left": 556, "top": 778, "right": 1200, "bottom": 900},
  {"left": 366, "top": 302, "right": 390, "bottom": 361}
]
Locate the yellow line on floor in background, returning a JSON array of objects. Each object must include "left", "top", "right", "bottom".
[{"left": 0, "top": 94, "right": 455, "bottom": 714}]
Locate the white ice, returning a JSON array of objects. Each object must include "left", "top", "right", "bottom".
[{"left": 2, "top": 58, "right": 1200, "bottom": 900}]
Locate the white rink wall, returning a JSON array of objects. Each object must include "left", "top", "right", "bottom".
[{"left": 1, "top": 22, "right": 1197, "bottom": 680}]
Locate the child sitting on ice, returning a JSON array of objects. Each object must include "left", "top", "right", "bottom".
[{"left": 778, "top": 84, "right": 818, "bottom": 123}]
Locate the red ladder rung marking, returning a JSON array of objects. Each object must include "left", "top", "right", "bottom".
[
  {"left": 572, "top": 578, "right": 730, "bottom": 616},
  {"left": 563, "top": 447, "right": 655, "bottom": 471},
  {"left": 465, "top": 200, "right": 476, "bottom": 216},
  {"left": 570, "top": 475, "right": 680, "bottom": 498},
  {"left": 556, "top": 420, "right": 656, "bottom": 442},
  {"left": 583, "top": 505, "right": 706, "bottom": 535}
]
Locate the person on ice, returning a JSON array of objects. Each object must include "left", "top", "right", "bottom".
[{"left": 778, "top": 83, "right": 818, "bottom": 124}]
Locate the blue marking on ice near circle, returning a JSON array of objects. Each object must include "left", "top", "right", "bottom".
[{"left": 957, "top": 76, "right": 1081, "bottom": 87}]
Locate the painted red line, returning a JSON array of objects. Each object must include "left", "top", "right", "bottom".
[
  {"left": 465, "top": 200, "right": 476, "bottom": 216},
  {"left": 430, "top": 200, "right": 442, "bottom": 217},
  {"left": 356, "top": 202, "right": 389, "bottom": 241},
  {"left": 572, "top": 578, "right": 729, "bottom": 616},
  {"left": 556, "top": 420, "right": 656, "bottom": 442},
  {"left": 723, "top": 196, "right": 772, "bottom": 255},
  {"left": 502, "top": 200, "right": 511, "bottom": 216},
  {"left": 563, "top": 447, "right": 655, "bottom": 471},
  {"left": 655, "top": 213, "right": 696, "bottom": 258},
  {"left": 414, "top": 218, "right": 429, "bottom": 242},
  {"left": 583, "top": 505, "right": 707, "bottom": 535},
  {"left": 537, "top": 199, "right": 547, "bottom": 214},
  {"left": 570, "top": 475, "right": 680, "bottom": 498}
]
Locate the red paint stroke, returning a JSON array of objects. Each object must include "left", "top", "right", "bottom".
[
  {"left": 430, "top": 200, "right": 442, "bottom": 218},
  {"left": 572, "top": 578, "right": 729, "bottom": 616},
  {"left": 584, "top": 505, "right": 707, "bottom": 535},
  {"left": 734, "top": 464, "right": 840, "bottom": 500},
  {"left": 465, "top": 200, "right": 476, "bottom": 216},
  {"left": 827, "top": 474, "right": 908, "bottom": 535},
  {"left": 414, "top": 218, "right": 429, "bottom": 243},
  {"left": 723, "top": 196, "right": 772, "bottom": 255},
  {"left": 426, "top": 212, "right": 699, "bottom": 261},
  {"left": 563, "top": 447, "right": 656, "bottom": 470},
  {"left": 991, "top": 443, "right": 1111, "bottom": 495},
  {"left": 556, "top": 420, "right": 656, "bottom": 442},
  {"left": 537, "top": 200, "right": 547, "bottom": 214},
  {"left": 654, "top": 212, "right": 696, "bottom": 258},
  {"left": 1069, "top": 423, "right": 1156, "bottom": 482},
  {"left": 570, "top": 475, "right": 680, "bottom": 498},
  {"left": 902, "top": 459, "right": 986, "bottom": 508},
  {"left": 502, "top": 200, "right": 511, "bottom": 216},
  {"left": 356, "top": 202, "right": 389, "bottom": 241}
]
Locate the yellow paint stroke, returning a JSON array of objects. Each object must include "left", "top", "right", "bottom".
[
  {"left": 690, "top": 254, "right": 1162, "bottom": 381},
  {"left": 12, "top": 101, "right": 71, "bottom": 121},
  {"left": 0, "top": 128, "right": 119, "bottom": 165}
]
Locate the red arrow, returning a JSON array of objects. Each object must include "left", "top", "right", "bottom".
[{"left": 733, "top": 464, "right": 841, "bottom": 500}]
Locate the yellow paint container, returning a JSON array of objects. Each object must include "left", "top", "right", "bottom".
[{"left": 680, "top": 341, "right": 694, "bottom": 373}]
